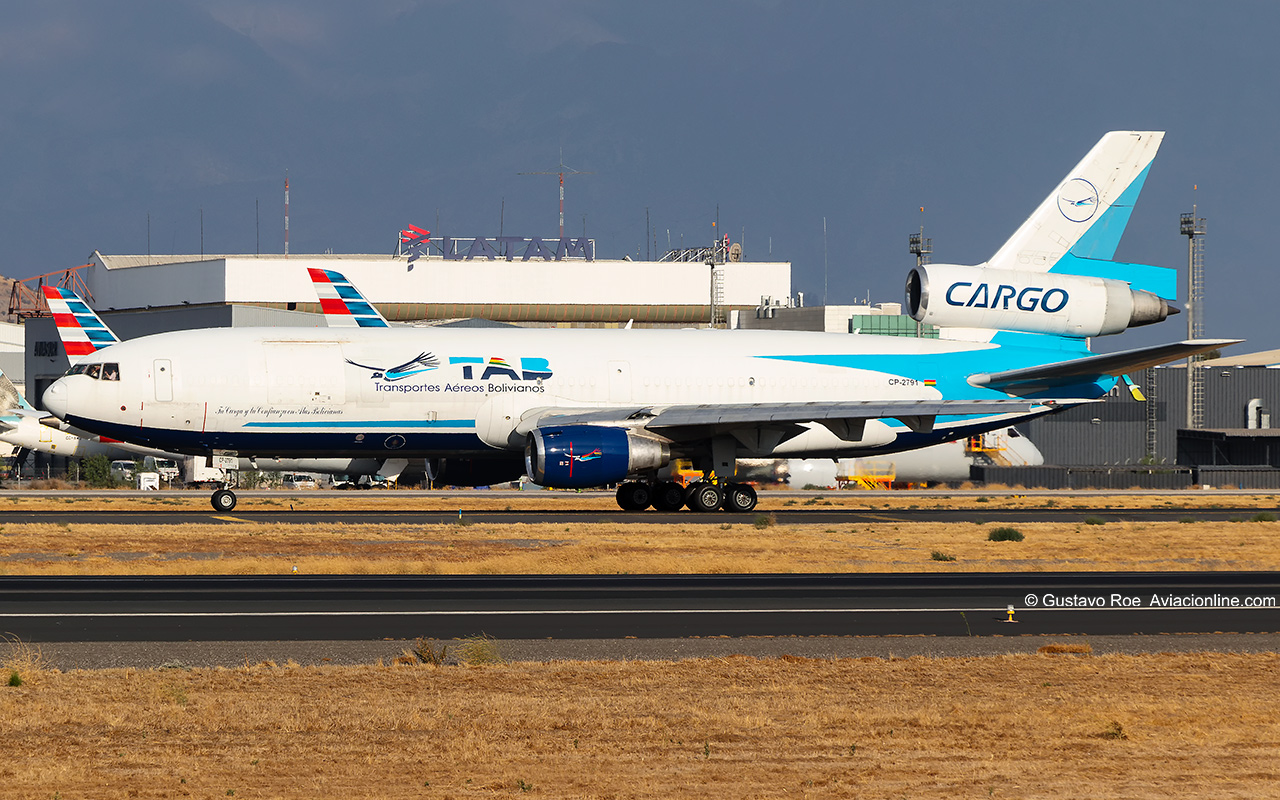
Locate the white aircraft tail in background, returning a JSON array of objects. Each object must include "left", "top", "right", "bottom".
[{"left": 41, "top": 285, "right": 121, "bottom": 361}]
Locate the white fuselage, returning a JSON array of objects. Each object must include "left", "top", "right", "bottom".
[{"left": 42, "top": 325, "right": 1096, "bottom": 463}]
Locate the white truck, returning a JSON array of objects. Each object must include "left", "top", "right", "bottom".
[
  {"left": 142, "top": 456, "right": 181, "bottom": 484},
  {"left": 178, "top": 455, "right": 228, "bottom": 489}
]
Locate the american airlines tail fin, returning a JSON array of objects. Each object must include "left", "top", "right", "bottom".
[
  {"left": 308, "top": 268, "right": 391, "bottom": 328},
  {"left": 986, "top": 131, "right": 1173, "bottom": 298},
  {"left": 41, "top": 286, "right": 120, "bottom": 361}
]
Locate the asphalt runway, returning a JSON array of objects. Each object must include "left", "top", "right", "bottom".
[
  {"left": 6, "top": 489, "right": 1280, "bottom": 666},
  {"left": 4, "top": 573, "right": 1278, "bottom": 643}
]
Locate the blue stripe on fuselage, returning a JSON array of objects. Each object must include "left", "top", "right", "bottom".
[{"left": 61, "top": 415, "right": 490, "bottom": 456}]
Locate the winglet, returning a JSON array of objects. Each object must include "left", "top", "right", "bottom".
[
  {"left": 41, "top": 286, "right": 120, "bottom": 361},
  {"left": 307, "top": 268, "right": 390, "bottom": 328}
]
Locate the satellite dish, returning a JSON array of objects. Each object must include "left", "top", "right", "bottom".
[{"left": 728, "top": 242, "right": 742, "bottom": 262}]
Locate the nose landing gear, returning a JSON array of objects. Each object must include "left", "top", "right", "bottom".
[{"left": 210, "top": 488, "right": 237, "bottom": 512}]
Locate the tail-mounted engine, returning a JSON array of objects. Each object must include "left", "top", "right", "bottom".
[
  {"left": 525, "top": 425, "right": 671, "bottom": 489},
  {"left": 905, "top": 265, "right": 1175, "bottom": 338}
]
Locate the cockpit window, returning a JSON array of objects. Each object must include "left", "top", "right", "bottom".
[{"left": 63, "top": 362, "right": 121, "bottom": 380}]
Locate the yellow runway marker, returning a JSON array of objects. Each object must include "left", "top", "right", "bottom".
[{"left": 211, "top": 515, "right": 250, "bottom": 523}]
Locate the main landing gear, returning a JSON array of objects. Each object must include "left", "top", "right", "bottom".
[{"left": 614, "top": 480, "right": 757, "bottom": 513}]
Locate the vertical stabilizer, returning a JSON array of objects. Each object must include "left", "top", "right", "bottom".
[
  {"left": 986, "top": 131, "right": 1171, "bottom": 297},
  {"left": 0, "top": 367, "right": 33, "bottom": 413},
  {"left": 308, "top": 268, "right": 391, "bottom": 328},
  {"left": 41, "top": 286, "right": 121, "bottom": 361}
]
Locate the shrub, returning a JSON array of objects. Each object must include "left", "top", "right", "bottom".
[
  {"left": 930, "top": 550, "right": 957, "bottom": 562},
  {"left": 988, "top": 526, "right": 1024, "bottom": 542},
  {"left": 1084, "top": 516, "right": 1106, "bottom": 526},
  {"left": 1251, "top": 511, "right": 1277, "bottom": 522},
  {"left": 457, "top": 633, "right": 503, "bottom": 666},
  {"left": 404, "top": 637, "right": 449, "bottom": 666},
  {"left": 2, "top": 634, "right": 49, "bottom": 686},
  {"left": 753, "top": 513, "right": 776, "bottom": 529},
  {"left": 82, "top": 455, "right": 114, "bottom": 488}
]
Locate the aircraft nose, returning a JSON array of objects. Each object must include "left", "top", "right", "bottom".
[{"left": 42, "top": 379, "right": 69, "bottom": 420}]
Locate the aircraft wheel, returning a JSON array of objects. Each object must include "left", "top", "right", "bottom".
[
  {"left": 211, "top": 489, "right": 237, "bottom": 512},
  {"left": 615, "top": 481, "right": 652, "bottom": 511},
  {"left": 685, "top": 481, "right": 723, "bottom": 513},
  {"left": 723, "top": 483, "right": 758, "bottom": 513},
  {"left": 652, "top": 481, "right": 686, "bottom": 512}
]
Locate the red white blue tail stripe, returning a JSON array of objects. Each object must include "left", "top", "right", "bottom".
[
  {"left": 41, "top": 286, "right": 120, "bottom": 359},
  {"left": 308, "top": 268, "right": 390, "bottom": 328}
]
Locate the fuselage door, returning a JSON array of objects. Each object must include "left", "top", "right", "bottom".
[{"left": 154, "top": 359, "right": 173, "bottom": 402}]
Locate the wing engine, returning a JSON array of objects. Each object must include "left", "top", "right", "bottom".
[{"left": 525, "top": 426, "right": 671, "bottom": 489}]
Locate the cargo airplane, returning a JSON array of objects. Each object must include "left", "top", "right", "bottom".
[{"left": 42, "top": 131, "right": 1238, "bottom": 512}]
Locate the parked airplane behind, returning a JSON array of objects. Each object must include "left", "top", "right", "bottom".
[
  {"left": 42, "top": 132, "right": 1238, "bottom": 512},
  {"left": 766, "top": 426, "right": 1044, "bottom": 488}
]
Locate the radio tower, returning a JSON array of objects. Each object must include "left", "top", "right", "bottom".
[
  {"left": 520, "top": 150, "right": 593, "bottom": 239},
  {"left": 284, "top": 171, "right": 290, "bottom": 257},
  {"left": 1181, "top": 199, "right": 1207, "bottom": 429}
]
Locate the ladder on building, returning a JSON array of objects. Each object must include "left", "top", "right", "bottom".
[
  {"left": 1144, "top": 366, "right": 1159, "bottom": 461},
  {"left": 1182, "top": 209, "right": 1207, "bottom": 429},
  {"left": 710, "top": 265, "right": 726, "bottom": 328}
]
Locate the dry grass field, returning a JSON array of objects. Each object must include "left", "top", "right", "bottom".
[
  {"left": 5, "top": 491, "right": 1277, "bottom": 797},
  {"left": 2, "top": 648, "right": 1279, "bottom": 798},
  {"left": 3, "top": 516, "right": 1280, "bottom": 575}
]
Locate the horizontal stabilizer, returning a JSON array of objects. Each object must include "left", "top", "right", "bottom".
[{"left": 970, "top": 338, "right": 1243, "bottom": 395}]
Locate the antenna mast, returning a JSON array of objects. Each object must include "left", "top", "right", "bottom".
[
  {"left": 519, "top": 150, "right": 593, "bottom": 238},
  {"left": 284, "top": 171, "right": 290, "bottom": 257}
]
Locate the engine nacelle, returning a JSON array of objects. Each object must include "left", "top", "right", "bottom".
[
  {"left": 427, "top": 456, "right": 527, "bottom": 488},
  {"left": 905, "top": 264, "right": 1174, "bottom": 338},
  {"left": 525, "top": 425, "right": 671, "bottom": 489}
]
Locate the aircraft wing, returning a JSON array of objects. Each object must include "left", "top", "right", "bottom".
[
  {"left": 969, "top": 339, "right": 1243, "bottom": 395},
  {"left": 523, "top": 398, "right": 1071, "bottom": 442}
]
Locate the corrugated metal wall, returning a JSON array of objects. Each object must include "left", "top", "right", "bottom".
[{"left": 1021, "top": 366, "right": 1280, "bottom": 465}]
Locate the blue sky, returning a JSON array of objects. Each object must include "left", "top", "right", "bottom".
[{"left": 1, "top": 1, "right": 1274, "bottom": 350}]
